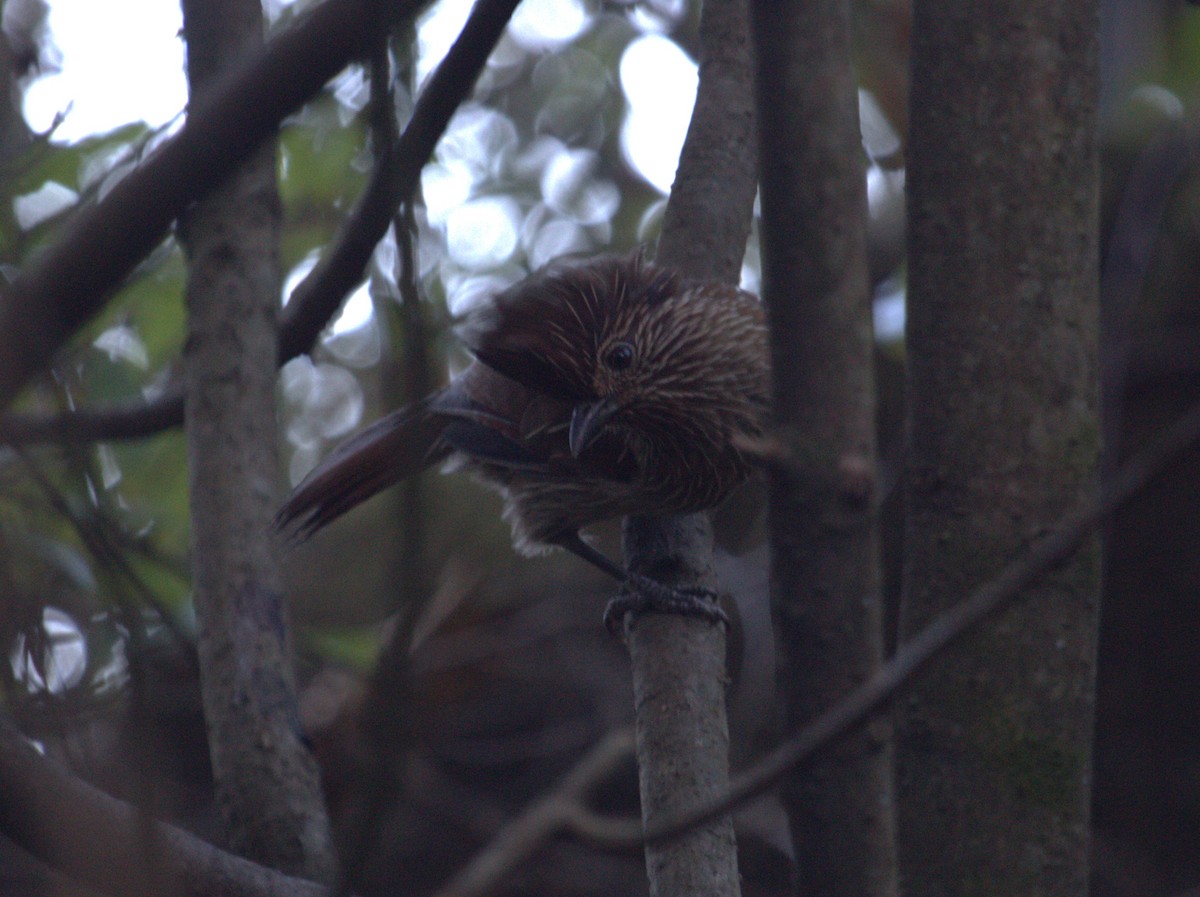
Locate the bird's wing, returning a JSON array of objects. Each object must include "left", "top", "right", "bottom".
[
  {"left": 431, "top": 363, "right": 565, "bottom": 473},
  {"left": 275, "top": 397, "right": 450, "bottom": 539},
  {"left": 440, "top": 420, "right": 548, "bottom": 471}
]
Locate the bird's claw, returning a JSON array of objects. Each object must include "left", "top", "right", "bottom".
[{"left": 604, "top": 577, "right": 729, "bottom": 638}]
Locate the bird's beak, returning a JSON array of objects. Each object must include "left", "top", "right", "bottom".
[{"left": 569, "top": 397, "right": 620, "bottom": 458}]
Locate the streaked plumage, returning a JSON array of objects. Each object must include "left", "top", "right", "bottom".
[{"left": 277, "top": 251, "right": 770, "bottom": 608}]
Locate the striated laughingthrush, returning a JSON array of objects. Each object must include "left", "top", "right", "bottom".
[{"left": 276, "top": 251, "right": 770, "bottom": 625}]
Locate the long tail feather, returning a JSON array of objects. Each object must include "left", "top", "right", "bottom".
[{"left": 275, "top": 397, "right": 450, "bottom": 540}]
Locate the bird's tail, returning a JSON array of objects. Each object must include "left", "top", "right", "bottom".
[{"left": 275, "top": 396, "right": 450, "bottom": 540}]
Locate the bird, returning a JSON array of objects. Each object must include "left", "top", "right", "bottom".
[{"left": 276, "top": 251, "right": 770, "bottom": 628}]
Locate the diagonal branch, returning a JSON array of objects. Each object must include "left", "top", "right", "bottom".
[
  {"left": 565, "top": 399, "right": 1200, "bottom": 850},
  {"left": 0, "top": 716, "right": 336, "bottom": 897},
  {"left": 430, "top": 728, "right": 634, "bottom": 897},
  {"left": 279, "top": 0, "right": 521, "bottom": 362},
  {"left": 0, "top": 0, "right": 426, "bottom": 410},
  {"left": 0, "top": 0, "right": 518, "bottom": 444}
]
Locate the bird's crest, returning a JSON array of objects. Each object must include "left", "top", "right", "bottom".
[{"left": 458, "top": 251, "right": 680, "bottom": 400}]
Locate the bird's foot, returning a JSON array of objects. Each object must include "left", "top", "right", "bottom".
[{"left": 603, "top": 574, "right": 729, "bottom": 637}]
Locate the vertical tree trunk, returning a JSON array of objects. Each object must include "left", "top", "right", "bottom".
[
  {"left": 752, "top": 1, "right": 897, "bottom": 895},
  {"left": 897, "top": 3, "right": 1101, "bottom": 895},
  {"left": 624, "top": 0, "right": 756, "bottom": 894},
  {"left": 0, "top": 8, "right": 32, "bottom": 166},
  {"left": 179, "top": 0, "right": 336, "bottom": 880}
]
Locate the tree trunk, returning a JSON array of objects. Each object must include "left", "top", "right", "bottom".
[
  {"left": 752, "top": 1, "right": 897, "bottom": 894},
  {"left": 179, "top": 0, "right": 336, "bottom": 880},
  {"left": 897, "top": 3, "right": 1101, "bottom": 895}
]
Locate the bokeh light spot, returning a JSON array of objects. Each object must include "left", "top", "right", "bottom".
[
  {"left": 619, "top": 34, "right": 697, "bottom": 194},
  {"left": 445, "top": 197, "right": 521, "bottom": 270},
  {"left": 509, "top": 0, "right": 590, "bottom": 50}
]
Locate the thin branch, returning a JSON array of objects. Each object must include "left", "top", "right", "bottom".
[
  {"left": 320, "top": 31, "right": 440, "bottom": 897},
  {"left": 0, "top": 0, "right": 427, "bottom": 411},
  {"left": 0, "top": 0, "right": 519, "bottom": 446},
  {"left": 565, "top": 399, "right": 1200, "bottom": 849},
  {"left": 14, "top": 448, "right": 195, "bottom": 657},
  {"left": 278, "top": 0, "right": 522, "bottom": 362},
  {"left": 430, "top": 728, "right": 635, "bottom": 897},
  {"left": 0, "top": 389, "right": 186, "bottom": 445},
  {"left": 376, "top": 17, "right": 435, "bottom": 611}
]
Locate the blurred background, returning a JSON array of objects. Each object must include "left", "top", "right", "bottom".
[{"left": 0, "top": 0, "right": 1198, "bottom": 894}]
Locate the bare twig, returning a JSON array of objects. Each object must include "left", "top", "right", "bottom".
[
  {"left": 0, "top": 388, "right": 186, "bottom": 445},
  {"left": 565, "top": 399, "right": 1200, "bottom": 849},
  {"left": 278, "top": 0, "right": 522, "bottom": 362},
  {"left": 431, "top": 728, "right": 635, "bottom": 897},
  {"left": 323, "top": 32, "right": 440, "bottom": 897},
  {"left": 373, "top": 16, "right": 435, "bottom": 611},
  {"left": 14, "top": 448, "right": 194, "bottom": 655}
]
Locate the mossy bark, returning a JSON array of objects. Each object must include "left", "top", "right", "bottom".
[{"left": 897, "top": 3, "right": 1101, "bottom": 895}]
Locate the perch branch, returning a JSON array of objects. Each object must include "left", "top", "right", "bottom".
[{"left": 566, "top": 399, "right": 1200, "bottom": 849}]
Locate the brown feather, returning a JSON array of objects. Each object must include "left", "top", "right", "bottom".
[
  {"left": 277, "top": 251, "right": 770, "bottom": 560},
  {"left": 275, "top": 400, "right": 450, "bottom": 539}
]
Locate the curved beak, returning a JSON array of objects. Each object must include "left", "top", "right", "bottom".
[{"left": 569, "top": 396, "right": 621, "bottom": 458}]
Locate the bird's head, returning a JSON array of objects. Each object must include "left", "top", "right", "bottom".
[{"left": 459, "top": 251, "right": 770, "bottom": 459}]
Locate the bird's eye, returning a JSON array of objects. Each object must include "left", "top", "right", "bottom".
[{"left": 603, "top": 341, "right": 635, "bottom": 371}]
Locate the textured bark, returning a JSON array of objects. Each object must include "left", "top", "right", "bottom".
[
  {"left": 897, "top": 3, "right": 1101, "bottom": 896},
  {"left": 656, "top": 0, "right": 757, "bottom": 284},
  {"left": 624, "top": 515, "right": 740, "bottom": 897},
  {"left": 179, "top": 0, "right": 335, "bottom": 880},
  {"left": 0, "top": 16, "right": 32, "bottom": 166},
  {"left": 751, "top": 1, "right": 897, "bottom": 895},
  {"left": 624, "top": 0, "right": 756, "bottom": 894}
]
